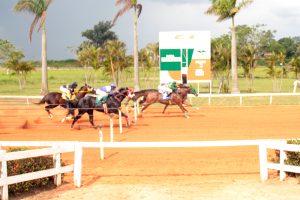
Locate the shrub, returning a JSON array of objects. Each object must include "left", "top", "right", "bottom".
[
  {"left": 285, "top": 140, "right": 300, "bottom": 177},
  {"left": 274, "top": 139, "right": 300, "bottom": 178},
  {"left": 6, "top": 147, "right": 63, "bottom": 196}
]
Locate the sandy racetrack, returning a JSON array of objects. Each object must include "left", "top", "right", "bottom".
[{"left": 1, "top": 104, "right": 300, "bottom": 199}]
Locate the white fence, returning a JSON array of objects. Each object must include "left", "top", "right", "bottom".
[
  {"left": 259, "top": 140, "right": 300, "bottom": 182},
  {"left": 188, "top": 92, "right": 300, "bottom": 105},
  {"left": 0, "top": 139, "right": 300, "bottom": 194},
  {"left": 293, "top": 80, "right": 300, "bottom": 93},
  {"left": 1, "top": 93, "right": 300, "bottom": 107},
  {"left": 0, "top": 144, "right": 82, "bottom": 200}
]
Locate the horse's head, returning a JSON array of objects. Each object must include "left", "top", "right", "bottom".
[
  {"left": 78, "top": 84, "right": 95, "bottom": 94},
  {"left": 177, "top": 84, "right": 198, "bottom": 96},
  {"left": 189, "top": 85, "right": 198, "bottom": 96},
  {"left": 117, "top": 87, "right": 135, "bottom": 99}
]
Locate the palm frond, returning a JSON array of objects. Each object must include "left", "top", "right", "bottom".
[
  {"left": 45, "top": 0, "right": 53, "bottom": 9},
  {"left": 112, "top": 1, "right": 132, "bottom": 25},
  {"left": 14, "top": 0, "right": 36, "bottom": 13},
  {"left": 29, "top": 15, "right": 40, "bottom": 42},
  {"left": 136, "top": 4, "right": 142, "bottom": 18},
  {"left": 37, "top": 11, "right": 47, "bottom": 32},
  {"left": 115, "top": 0, "right": 127, "bottom": 6}
]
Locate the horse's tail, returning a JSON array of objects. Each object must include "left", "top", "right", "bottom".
[{"left": 33, "top": 96, "right": 46, "bottom": 105}]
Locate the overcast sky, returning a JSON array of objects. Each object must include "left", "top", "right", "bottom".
[{"left": 0, "top": 0, "right": 299, "bottom": 60}]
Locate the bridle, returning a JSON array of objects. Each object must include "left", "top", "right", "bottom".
[{"left": 113, "top": 88, "right": 134, "bottom": 103}]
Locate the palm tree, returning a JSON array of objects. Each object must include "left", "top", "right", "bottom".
[
  {"left": 206, "top": 0, "right": 253, "bottom": 93},
  {"left": 113, "top": 0, "right": 142, "bottom": 91},
  {"left": 104, "top": 40, "right": 128, "bottom": 85},
  {"left": 14, "top": 0, "right": 52, "bottom": 95}
]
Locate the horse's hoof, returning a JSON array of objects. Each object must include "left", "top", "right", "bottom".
[
  {"left": 48, "top": 114, "right": 53, "bottom": 119},
  {"left": 61, "top": 118, "right": 65, "bottom": 123}
]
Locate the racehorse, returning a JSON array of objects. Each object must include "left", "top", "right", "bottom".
[
  {"left": 34, "top": 84, "right": 94, "bottom": 119},
  {"left": 132, "top": 84, "right": 197, "bottom": 118},
  {"left": 71, "top": 87, "right": 134, "bottom": 128}
]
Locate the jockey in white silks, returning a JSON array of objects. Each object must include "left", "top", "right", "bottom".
[
  {"left": 158, "top": 81, "right": 178, "bottom": 100},
  {"left": 95, "top": 83, "right": 117, "bottom": 102}
]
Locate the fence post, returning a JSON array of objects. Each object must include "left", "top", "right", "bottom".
[
  {"left": 53, "top": 146, "right": 62, "bottom": 186},
  {"left": 134, "top": 102, "right": 137, "bottom": 121},
  {"left": 73, "top": 143, "right": 82, "bottom": 188},
  {"left": 98, "top": 127, "right": 105, "bottom": 160},
  {"left": 118, "top": 109, "right": 122, "bottom": 134},
  {"left": 0, "top": 150, "right": 8, "bottom": 200},
  {"left": 109, "top": 114, "right": 114, "bottom": 142},
  {"left": 279, "top": 140, "right": 287, "bottom": 181},
  {"left": 259, "top": 141, "right": 268, "bottom": 182}
]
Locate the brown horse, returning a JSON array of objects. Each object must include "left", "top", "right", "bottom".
[
  {"left": 133, "top": 85, "right": 197, "bottom": 118},
  {"left": 34, "top": 84, "right": 94, "bottom": 119}
]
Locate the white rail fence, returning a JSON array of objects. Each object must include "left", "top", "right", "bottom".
[
  {"left": 0, "top": 139, "right": 299, "bottom": 198},
  {"left": 259, "top": 140, "right": 300, "bottom": 182},
  {"left": 1, "top": 93, "right": 300, "bottom": 107},
  {"left": 293, "top": 80, "right": 300, "bottom": 93},
  {"left": 188, "top": 92, "right": 300, "bottom": 105},
  {"left": 0, "top": 144, "right": 82, "bottom": 200}
]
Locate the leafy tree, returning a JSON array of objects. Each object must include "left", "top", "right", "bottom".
[
  {"left": 139, "top": 47, "right": 153, "bottom": 88},
  {"left": 113, "top": 0, "right": 143, "bottom": 91},
  {"left": 235, "top": 24, "right": 276, "bottom": 92},
  {"left": 4, "top": 51, "right": 35, "bottom": 90},
  {"left": 278, "top": 37, "right": 297, "bottom": 59},
  {"left": 0, "top": 39, "right": 16, "bottom": 64},
  {"left": 103, "top": 40, "right": 128, "bottom": 85},
  {"left": 211, "top": 35, "right": 231, "bottom": 93},
  {"left": 77, "top": 43, "right": 102, "bottom": 84},
  {"left": 265, "top": 52, "right": 281, "bottom": 92},
  {"left": 81, "top": 21, "right": 118, "bottom": 48},
  {"left": 206, "top": 0, "right": 253, "bottom": 93},
  {"left": 14, "top": 0, "right": 52, "bottom": 95},
  {"left": 289, "top": 56, "right": 300, "bottom": 79},
  {"left": 239, "top": 44, "right": 257, "bottom": 92},
  {"left": 145, "top": 42, "right": 159, "bottom": 67}
]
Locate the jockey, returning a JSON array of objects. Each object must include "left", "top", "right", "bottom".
[
  {"left": 60, "top": 81, "right": 78, "bottom": 101},
  {"left": 95, "top": 83, "right": 117, "bottom": 103},
  {"left": 158, "top": 81, "right": 178, "bottom": 100}
]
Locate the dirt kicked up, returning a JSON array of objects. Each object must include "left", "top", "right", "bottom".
[{"left": 1, "top": 105, "right": 300, "bottom": 200}]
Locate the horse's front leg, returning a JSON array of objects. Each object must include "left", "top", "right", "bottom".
[
  {"left": 87, "top": 109, "right": 96, "bottom": 128},
  {"left": 71, "top": 109, "right": 86, "bottom": 128},
  {"left": 141, "top": 103, "right": 151, "bottom": 113},
  {"left": 120, "top": 111, "right": 131, "bottom": 126},
  {"left": 162, "top": 104, "right": 169, "bottom": 113},
  {"left": 177, "top": 103, "right": 189, "bottom": 119}
]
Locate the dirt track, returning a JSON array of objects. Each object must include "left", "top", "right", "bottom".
[{"left": 1, "top": 105, "right": 300, "bottom": 199}]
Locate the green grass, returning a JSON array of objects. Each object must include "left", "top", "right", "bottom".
[{"left": 0, "top": 65, "right": 298, "bottom": 97}]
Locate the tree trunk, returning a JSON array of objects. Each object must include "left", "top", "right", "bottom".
[
  {"left": 133, "top": 7, "right": 140, "bottom": 91},
  {"left": 41, "top": 26, "right": 48, "bottom": 95},
  {"left": 231, "top": 17, "right": 239, "bottom": 94}
]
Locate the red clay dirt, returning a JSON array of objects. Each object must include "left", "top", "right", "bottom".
[{"left": 1, "top": 104, "right": 300, "bottom": 200}]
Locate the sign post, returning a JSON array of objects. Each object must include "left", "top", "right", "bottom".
[{"left": 159, "top": 31, "right": 211, "bottom": 93}]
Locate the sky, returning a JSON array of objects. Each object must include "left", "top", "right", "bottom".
[{"left": 0, "top": 0, "right": 300, "bottom": 60}]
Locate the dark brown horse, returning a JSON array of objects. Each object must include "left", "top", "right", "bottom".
[
  {"left": 132, "top": 85, "right": 197, "bottom": 118},
  {"left": 34, "top": 84, "right": 94, "bottom": 120},
  {"left": 71, "top": 87, "right": 134, "bottom": 128}
]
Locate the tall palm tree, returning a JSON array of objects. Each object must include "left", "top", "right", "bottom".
[
  {"left": 206, "top": 0, "right": 253, "bottom": 93},
  {"left": 14, "top": 0, "right": 52, "bottom": 95},
  {"left": 113, "top": 0, "right": 142, "bottom": 91}
]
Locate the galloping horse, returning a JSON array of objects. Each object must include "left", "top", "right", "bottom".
[
  {"left": 34, "top": 84, "right": 94, "bottom": 119},
  {"left": 71, "top": 87, "right": 134, "bottom": 128},
  {"left": 132, "top": 84, "right": 197, "bottom": 118}
]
